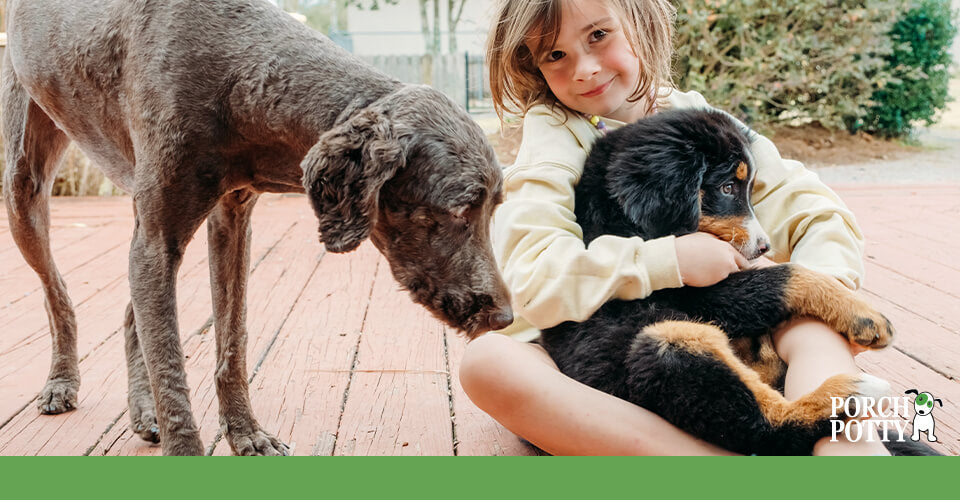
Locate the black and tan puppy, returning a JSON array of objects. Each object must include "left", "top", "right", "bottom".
[{"left": 541, "top": 109, "right": 895, "bottom": 455}]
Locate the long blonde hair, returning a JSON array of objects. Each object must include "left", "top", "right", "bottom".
[{"left": 486, "top": 0, "right": 676, "bottom": 120}]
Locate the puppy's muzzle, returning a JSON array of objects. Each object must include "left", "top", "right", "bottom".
[{"left": 743, "top": 216, "right": 771, "bottom": 260}]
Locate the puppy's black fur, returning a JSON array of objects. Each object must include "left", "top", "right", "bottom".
[{"left": 540, "top": 109, "right": 902, "bottom": 455}]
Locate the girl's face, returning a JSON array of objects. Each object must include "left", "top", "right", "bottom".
[{"left": 530, "top": 0, "right": 644, "bottom": 123}]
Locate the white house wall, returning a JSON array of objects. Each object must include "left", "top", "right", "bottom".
[{"left": 345, "top": 0, "right": 495, "bottom": 56}]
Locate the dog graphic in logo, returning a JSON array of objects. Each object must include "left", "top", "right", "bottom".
[{"left": 906, "top": 389, "right": 943, "bottom": 442}]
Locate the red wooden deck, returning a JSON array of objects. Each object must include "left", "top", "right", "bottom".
[{"left": 0, "top": 185, "right": 958, "bottom": 456}]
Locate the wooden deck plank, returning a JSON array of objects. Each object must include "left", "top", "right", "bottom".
[
  {"left": 0, "top": 196, "right": 306, "bottom": 455},
  {"left": 351, "top": 262, "right": 447, "bottom": 373},
  {"left": 863, "top": 259, "right": 960, "bottom": 333},
  {"left": 0, "top": 222, "right": 215, "bottom": 426},
  {"left": 861, "top": 289, "right": 960, "bottom": 380},
  {"left": 856, "top": 217, "right": 960, "bottom": 277},
  {"left": 0, "top": 272, "right": 128, "bottom": 428},
  {"left": 0, "top": 327, "right": 128, "bottom": 456},
  {"left": 0, "top": 220, "right": 131, "bottom": 308},
  {"left": 856, "top": 349, "right": 960, "bottom": 455},
  {"left": 0, "top": 186, "right": 957, "bottom": 456},
  {"left": 332, "top": 260, "right": 454, "bottom": 455},
  {"left": 333, "top": 371, "right": 453, "bottom": 456},
  {"left": 0, "top": 220, "right": 126, "bottom": 286},
  {"left": 446, "top": 333, "right": 539, "bottom": 456},
  {"left": 211, "top": 244, "right": 382, "bottom": 456}
]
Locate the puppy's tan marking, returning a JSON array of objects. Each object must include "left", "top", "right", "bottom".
[
  {"left": 644, "top": 321, "right": 863, "bottom": 427},
  {"left": 783, "top": 266, "right": 894, "bottom": 349},
  {"left": 699, "top": 215, "right": 750, "bottom": 249},
  {"left": 730, "top": 336, "right": 785, "bottom": 387},
  {"left": 736, "top": 162, "right": 748, "bottom": 181}
]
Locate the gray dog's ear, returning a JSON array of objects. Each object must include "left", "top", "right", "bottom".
[{"left": 301, "top": 109, "right": 404, "bottom": 253}]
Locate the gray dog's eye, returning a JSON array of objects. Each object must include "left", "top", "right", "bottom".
[
  {"left": 410, "top": 207, "right": 436, "bottom": 227},
  {"left": 451, "top": 205, "right": 470, "bottom": 227},
  {"left": 721, "top": 182, "right": 735, "bottom": 196}
]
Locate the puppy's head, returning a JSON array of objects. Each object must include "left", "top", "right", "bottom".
[
  {"left": 577, "top": 109, "right": 770, "bottom": 260},
  {"left": 301, "top": 85, "right": 512, "bottom": 338}
]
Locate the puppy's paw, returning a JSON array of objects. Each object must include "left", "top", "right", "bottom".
[
  {"left": 37, "top": 377, "right": 79, "bottom": 414},
  {"left": 842, "top": 305, "right": 895, "bottom": 350},
  {"left": 784, "top": 266, "right": 894, "bottom": 350}
]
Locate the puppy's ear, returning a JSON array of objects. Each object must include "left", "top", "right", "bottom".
[
  {"left": 609, "top": 156, "right": 706, "bottom": 238},
  {"left": 301, "top": 109, "right": 405, "bottom": 252}
]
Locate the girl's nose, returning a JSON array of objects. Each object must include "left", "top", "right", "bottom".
[{"left": 573, "top": 54, "right": 601, "bottom": 81}]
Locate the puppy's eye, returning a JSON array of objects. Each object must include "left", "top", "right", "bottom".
[{"left": 721, "top": 182, "right": 736, "bottom": 196}]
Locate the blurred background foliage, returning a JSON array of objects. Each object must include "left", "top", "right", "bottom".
[
  {"left": 674, "top": 0, "right": 957, "bottom": 136},
  {"left": 675, "top": 0, "right": 956, "bottom": 137},
  {"left": 862, "top": 0, "right": 958, "bottom": 136}
]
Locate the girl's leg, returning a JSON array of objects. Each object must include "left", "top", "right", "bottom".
[
  {"left": 772, "top": 317, "right": 890, "bottom": 455},
  {"left": 459, "top": 333, "right": 737, "bottom": 456}
]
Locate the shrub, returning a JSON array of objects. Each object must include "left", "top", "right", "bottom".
[
  {"left": 674, "top": 0, "right": 899, "bottom": 132},
  {"left": 860, "top": 0, "right": 958, "bottom": 137}
]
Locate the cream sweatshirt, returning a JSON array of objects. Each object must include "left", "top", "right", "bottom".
[{"left": 492, "top": 89, "right": 865, "bottom": 342}]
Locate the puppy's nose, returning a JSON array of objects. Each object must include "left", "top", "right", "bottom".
[
  {"left": 487, "top": 307, "right": 514, "bottom": 331},
  {"left": 756, "top": 239, "right": 770, "bottom": 255}
]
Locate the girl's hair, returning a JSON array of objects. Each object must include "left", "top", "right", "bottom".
[{"left": 486, "top": 0, "right": 676, "bottom": 120}]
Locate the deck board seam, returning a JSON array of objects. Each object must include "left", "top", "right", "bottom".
[{"left": 327, "top": 259, "right": 381, "bottom": 456}]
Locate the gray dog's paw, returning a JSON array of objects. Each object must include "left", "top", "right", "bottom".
[
  {"left": 229, "top": 428, "right": 290, "bottom": 456},
  {"left": 129, "top": 399, "right": 160, "bottom": 443},
  {"left": 128, "top": 387, "right": 160, "bottom": 443},
  {"left": 37, "top": 378, "right": 79, "bottom": 414}
]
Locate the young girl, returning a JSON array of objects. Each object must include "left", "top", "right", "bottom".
[{"left": 459, "top": 0, "right": 889, "bottom": 455}]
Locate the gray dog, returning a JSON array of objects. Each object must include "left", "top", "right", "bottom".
[{"left": 2, "top": 0, "right": 513, "bottom": 455}]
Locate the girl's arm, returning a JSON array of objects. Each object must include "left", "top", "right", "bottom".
[
  {"left": 495, "top": 161, "right": 683, "bottom": 329},
  {"left": 493, "top": 106, "right": 684, "bottom": 330}
]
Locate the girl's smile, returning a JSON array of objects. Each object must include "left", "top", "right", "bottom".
[{"left": 580, "top": 78, "right": 613, "bottom": 98}]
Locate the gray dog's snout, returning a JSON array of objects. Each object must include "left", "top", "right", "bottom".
[{"left": 487, "top": 307, "right": 514, "bottom": 331}]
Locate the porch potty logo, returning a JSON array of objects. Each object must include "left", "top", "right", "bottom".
[{"left": 830, "top": 389, "right": 945, "bottom": 443}]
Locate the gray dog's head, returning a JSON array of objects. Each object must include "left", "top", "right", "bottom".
[{"left": 301, "top": 86, "right": 513, "bottom": 337}]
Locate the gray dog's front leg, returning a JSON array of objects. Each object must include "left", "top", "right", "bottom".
[
  {"left": 123, "top": 301, "right": 160, "bottom": 443},
  {"left": 208, "top": 190, "right": 289, "bottom": 456},
  {"left": 128, "top": 192, "right": 209, "bottom": 456}
]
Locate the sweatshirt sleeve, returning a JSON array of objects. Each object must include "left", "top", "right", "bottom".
[
  {"left": 492, "top": 107, "right": 684, "bottom": 331},
  {"left": 749, "top": 133, "right": 865, "bottom": 290}
]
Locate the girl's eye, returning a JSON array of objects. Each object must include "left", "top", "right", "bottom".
[
  {"left": 721, "top": 183, "right": 735, "bottom": 196},
  {"left": 590, "top": 29, "right": 608, "bottom": 42},
  {"left": 545, "top": 50, "right": 565, "bottom": 63}
]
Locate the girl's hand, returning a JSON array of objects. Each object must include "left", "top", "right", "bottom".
[
  {"left": 748, "top": 256, "right": 779, "bottom": 269},
  {"left": 675, "top": 232, "right": 748, "bottom": 287}
]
